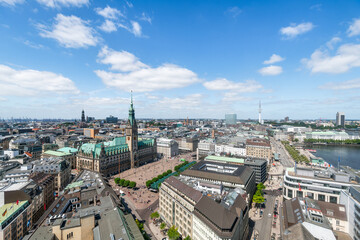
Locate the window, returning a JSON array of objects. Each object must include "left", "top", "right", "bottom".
[
  {"left": 330, "top": 196, "right": 337, "bottom": 204},
  {"left": 318, "top": 194, "right": 325, "bottom": 202},
  {"left": 67, "top": 232, "right": 73, "bottom": 239},
  {"left": 288, "top": 189, "right": 293, "bottom": 198},
  {"left": 336, "top": 220, "right": 340, "bottom": 226},
  {"left": 297, "top": 191, "right": 303, "bottom": 198}
]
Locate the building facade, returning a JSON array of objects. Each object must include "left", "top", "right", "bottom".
[
  {"left": 283, "top": 168, "right": 358, "bottom": 204},
  {"left": 157, "top": 138, "right": 179, "bottom": 158},
  {"left": 246, "top": 138, "right": 271, "bottom": 160},
  {"left": 76, "top": 97, "right": 156, "bottom": 176}
]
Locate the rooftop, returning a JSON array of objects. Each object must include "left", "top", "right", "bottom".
[
  {"left": 182, "top": 161, "right": 254, "bottom": 186},
  {"left": 43, "top": 150, "right": 70, "bottom": 157},
  {"left": 205, "top": 155, "right": 244, "bottom": 164},
  {"left": 0, "top": 200, "right": 28, "bottom": 225}
]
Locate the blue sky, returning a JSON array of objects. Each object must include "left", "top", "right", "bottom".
[{"left": 1, "top": 0, "right": 360, "bottom": 120}]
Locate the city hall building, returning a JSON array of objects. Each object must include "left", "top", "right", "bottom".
[{"left": 76, "top": 97, "right": 156, "bottom": 176}]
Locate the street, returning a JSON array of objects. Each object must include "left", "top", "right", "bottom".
[{"left": 270, "top": 137, "right": 294, "bottom": 168}]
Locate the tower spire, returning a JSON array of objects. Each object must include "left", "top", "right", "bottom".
[{"left": 258, "top": 100, "right": 262, "bottom": 124}]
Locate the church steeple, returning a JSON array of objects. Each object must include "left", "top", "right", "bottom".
[{"left": 128, "top": 91, "right": 136, "bottom": 127}]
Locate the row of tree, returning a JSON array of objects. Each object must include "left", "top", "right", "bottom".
[
  {"left": 174, "top": 161, "right": 189, "bottom": 172},
  {"left": 281, "top": 141, "right": 309, "bottom": 163},
  {"left": 304, "top": 138, "right": 360, "bottom": 144},
  {"left": 114, "top": 178, "right": 137, "bottom": 188},
  {"left": 146, "top": 169, "right": 173, "bottom": 188}
]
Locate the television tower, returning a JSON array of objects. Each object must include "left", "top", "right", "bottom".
[{"left": 258, "top": 100, "right": 262, "bottom": 124}]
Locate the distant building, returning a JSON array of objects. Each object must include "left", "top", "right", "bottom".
[
  {"left": 33, "top": 157, "right": 71, "bottom": 193},
  {"left": 285, "top": 116, "right": 289, "bottom": 122},
  {"left": 83, "top": 128, "right": 99, "bottom": 138},
  {"left": 246, "top": 138, "right": 271, "bottom": 160},
  {"left": 177, "top": 137, "right": 199, "bottom": 151},
  {"left": 42, "top": 148, "right": 77, "bottom": 170},
  {"left": 157, "top": 138, "right": 179, "bottom": 158},
  {"left": 106, "top": 115, "right": 118, "bottom": 123},
  {"left": 225, "top": 114, "right": 237, "bottom": 125},
  {"left": 336, "top": 112, "right": 345, "bottom": 127},
  {"left": 81, "top": 110, "right": 86, "bottom": 122}
]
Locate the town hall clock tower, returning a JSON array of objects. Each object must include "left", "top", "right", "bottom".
[{"left": 126, "top": 92, "right": 138, "bottom": 168}]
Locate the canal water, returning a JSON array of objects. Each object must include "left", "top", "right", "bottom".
[{"left": 312, "top": 145, "right": 360, "bottom": 170}]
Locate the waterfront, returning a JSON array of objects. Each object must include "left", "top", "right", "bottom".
[{"left": 312, "top": 145, "right": 360, "bottom": 170}]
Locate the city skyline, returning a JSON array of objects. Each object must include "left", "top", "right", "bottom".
[{"left": 1, "top": 0, "right": 360, "bottom": 119}]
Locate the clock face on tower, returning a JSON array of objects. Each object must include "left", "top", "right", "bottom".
[{"left": 127, "top": 137, "right": 130, "bottom": 140}]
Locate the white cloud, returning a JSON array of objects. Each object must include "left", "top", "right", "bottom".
[
  {"left": 222, "top": 92, "right": 253, "bottom": 102},
  {"left": 38, "top": 14, "right": 99, "bottom": 48},
  {"left": 131, "top": 21, "right": 142, "bottom": 37},
  {"left": 98, "top": 46, "right": 148, "bottom": 72},
  {"left": 310, "top": 4, "right": 322, "bottom": 11},
  {"left": 302, "top": 43, "right": 360, "bottom": 74},
  {"left": 0, "top": 64, "right": 78, "bottom": 96},
  {"left": 280, "top": 22, "right": 314, "bottom": 39},
  {"left": 258, "top": 65, "right": 283, "bottom": 76},
  {"left": 326, "top": 37, "right": 341, "bottom": 50},
  {"left": 96, "top": 47, "right": 200, "bottom": 92},
  {"left": 320, "top": 78, "right": 360, "bottom": 90},
  {"left": 95, "top": 5, "right": 122, "bottom": 19},
  {"left": 157, "top": 94, "right": 202, "bottom": 110},
  {"left": 139, "top": 12, "right": 152, "bottom": 24},
  {"left": 226, "top": 6, "right": 242, "bottom": 18},
  {"left": 99, "top": 20, "right": 117, "bottom": 33},
  {"left": 263, "top": 54, "right": 285, "bottom": 64},
  {"left": 0, "top": 0, "right": 23, "bottom": 6},
  {"left": 118, "top": 21, "right": 143, "bottom": 37},
  {"left": 72, "top": 97, "right": 128, "bottom": 106},
  {"left": 36, "top": 0, "right": 89, "bottom": 8},
  {"left": 347, "top": 18, "right": 360, "bottom": 37},
  {"left": 203, "top": 78, "right": 263, "bottom": 93}
]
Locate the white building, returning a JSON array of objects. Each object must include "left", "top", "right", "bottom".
[
  {"left": 214, "top": 144, "right": 246, "bottom": 157},
  {"left": 156, "top": 138, "right": 179, "bottom": 158},
  {"left": 340, "top": 186, "right": 360, "bottom": 239},
  {"left": 283, "top": 168, "right": 358, "bottom": 204}
]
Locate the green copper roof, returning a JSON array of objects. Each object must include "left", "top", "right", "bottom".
[
  {"left": 79, "top": 136, "right": 154, "bottom": 158},
  {"left": 57, "top": 147, "right": 78, "bottom": 154},
  {"left": 44, "top": 150, "right": 71, "bottom": 157}
]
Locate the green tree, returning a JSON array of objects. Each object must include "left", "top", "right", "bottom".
[
  {"left": 119, "top": 179, "right": 125, "bottom": 186},
  {"left": 124, "top": 180, "right": 130, "bottom": 187},
  {"left": 167, "top": 225, "right": 180, "bottom": 240},
  {"left": 160, "top": 222, "right": 166, "bottom": 230},
  {"left": 114, "top": 178, "right": 121, "bottom": 184},
  {"left": 150, "top": 211, "right": 160, "bottom": 219},
  {"left": 257, "top": 183, "right": 266, "bottom": 191},
  {"left": 167, "top": 170, "right": 172, "bottom": 174},
  {"left": 129, "top": 181, "right": 136, "bottom": 188},
  {"left": 146, "top": 180, "right": 152, "bottom": 188},
  {"left": 252, "top": 194, "right": 265, "bottom": 208},
  {"left": 184, "top": 236, "right": 191, "bottom": 240}
]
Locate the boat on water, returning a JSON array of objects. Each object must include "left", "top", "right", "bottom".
[{"left": 305, "top": 149, "right": 317, "bottom": 153}]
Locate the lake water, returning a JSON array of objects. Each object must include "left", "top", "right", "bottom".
[{"left": 312, "top": 145, "right": 360, "bottom": 170}]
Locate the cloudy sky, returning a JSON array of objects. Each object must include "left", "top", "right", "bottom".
[{"left": 1, "top": 0, "right": 360, "bottom": 120}]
